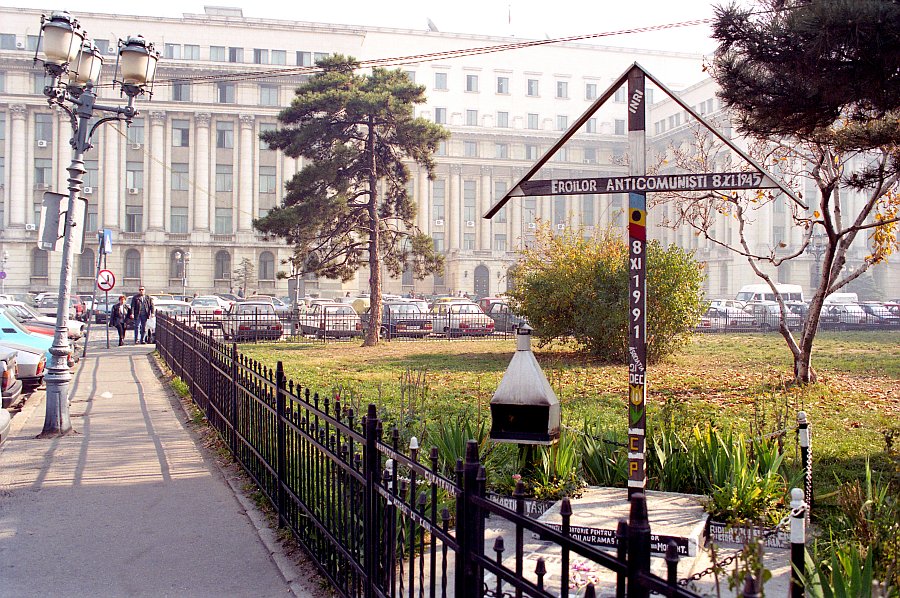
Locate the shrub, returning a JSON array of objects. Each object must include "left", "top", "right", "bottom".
[{"left": 507, "top": 224, "right": 705, "bottom": 363}]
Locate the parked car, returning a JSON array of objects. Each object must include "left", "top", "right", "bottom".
[
  {"left": 92, "top": 295, "right": 115, "bottom": 324},
  {"left": 1, "top": 347, "right": 23, "bottom": 408},
  {"left": 744, "top": 301, "right": 802, "bottom": 331},
  {"left": 484, "top": 300, "right": 528, "bottom": 333},
  {"left": 242, "top": 295, "right": 293, "bottom": 320},
  {"left": 154, "top": 300, "right": 192, "bottom": 317},
  {"left": 429, "top": 301, "right": 495, "bottom": 337},
  {"left": 360, "top": 302, "right": 433, "bottom": 339},
  {"left": 0, "top": 308, "right": 76, "bottom": 370},
  {"left": 708, "top": 298, "right": 747, "bottom": 312},
  {"left": 696, "top": 306, "right": 755, "bottom": 331},
  {"left": 859, "top": 302, "right": 900, "bottom": 327},
  {"left": 298, "top": 302, "right": 362, "bottom": 339},
  {"left": 221, "top": 301, "right": 284, "bottom": 342},
  {"left": 36, "top": 296, "right": 78, "bottom": 321},
  {"left": 0, "top": 300, "right": 85, "bottom": 340},
  {"left": 0, "top": 342, "right": 46, "bottom": 390},
  {"left": 190, "top": 296, "right": 230, "bottom": 329},
  {"left": 820, "top": 303, "right": 867, "bottom": 330}
]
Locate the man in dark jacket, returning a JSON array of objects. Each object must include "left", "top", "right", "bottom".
[{"left": 129, "top": 286, "right": 154, "bottom": 344}]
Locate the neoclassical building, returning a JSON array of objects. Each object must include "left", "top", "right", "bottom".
[{"left": 1, "top": 6, "right": 895, "bottom": 300}]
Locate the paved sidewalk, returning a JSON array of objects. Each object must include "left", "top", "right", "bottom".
[{"left": 0, "top": 344, "right": 315, "bottom": 598}]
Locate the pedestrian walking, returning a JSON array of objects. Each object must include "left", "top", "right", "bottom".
[
  {"left": 129, "top": 286, "right": 155, "bottom": 344},
  {"left": 109, "top": 294, "right": 131, "bottom": 346}
]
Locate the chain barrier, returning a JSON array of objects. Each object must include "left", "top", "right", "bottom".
[
  {"left": 561, "top": 424, "right": 630, "bottom": 448},
  {"left": 677, "top": 505, "right": 803, "bottom": 587}
]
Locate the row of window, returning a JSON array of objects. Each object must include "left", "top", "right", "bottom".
[
  {"left": 429, "top": 73, "right": 650, "bottom": 104},
  {"left": 436, "top": 108, "right": 626, "bottom": 135},
  {"left": 30, "top": 247, "right": 276, "bottom": 281}
]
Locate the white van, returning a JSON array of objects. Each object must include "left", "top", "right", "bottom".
[
  {"left": 823, "top": 292, "right": 858, "bottom": 304},
  {"left": 735, "top": 284, "right": 804, "bottom": 303}
]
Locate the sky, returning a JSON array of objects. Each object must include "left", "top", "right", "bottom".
[{"left": 12, "top": 0, "right": 722, "bottom": 55}]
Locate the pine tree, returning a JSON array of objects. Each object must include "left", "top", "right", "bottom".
[{"left": 255, "top": 55, "right": 449, "bottom": 346}]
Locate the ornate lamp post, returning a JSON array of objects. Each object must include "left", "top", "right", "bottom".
[
  {"left": 34, "top": 11, "right": 157, "bottom": 436},
  {"left": 807, "top": 231, "right": 827, "bottom": 290},
  {"left": 175, "top": 250, "right": 191, "bottom": 298}
]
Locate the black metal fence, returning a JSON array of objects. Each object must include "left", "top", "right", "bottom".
[{"left": 157, "top": 313, "right": 770, "bottom": 597}]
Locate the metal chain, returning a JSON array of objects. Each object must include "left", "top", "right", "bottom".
[{"left": 561, "top": 424, "right": 629, "bottom": 448}]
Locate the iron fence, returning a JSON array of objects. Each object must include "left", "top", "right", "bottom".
[{"left": 157, "top": 313, "right": 767, "bottom": 597}]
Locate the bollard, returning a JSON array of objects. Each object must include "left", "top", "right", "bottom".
[
  {"left": 626, "top": 493, "right": 651, "bottom": 598},
  {"left": 790, "top": 488, "right": 806, "bottom": 598},
  {"left": 798, "top": 411, "right": 812, "bottom": 514}
]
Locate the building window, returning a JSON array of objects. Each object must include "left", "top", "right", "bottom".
[
  {"left": 554, "top": 197, "right": 566, "bottom": 226},
  {"left": 79, "top": 248, "right": 95, "bottom": 278},
  {"left": 32, "top": 248, "right": 48, "bottom": 277},
  {"left": 171, "top": 163, "right": 189, "bottom": 191},
  {"left": 210, "top": 46, "right": 226, "bottom": 61},
  {"left": 216, "top": 121, "right": 234, "bottom": 149},
  {"left": 434, "top": 108, "right": 447, "bottom": 124},
  {"left": 86, "top": 205, "right": 98, "bottom": 232},
  {"left": 525, "top": 145, "right": 538, "bottom": 160},
  {"left": 527, "top": 113, "right": 539, "bottom": 130},
  {"left": 125, "top": 206, "right": 143, "bottom": 232},
  {"left": 434, "top": 72, "right": 448, "bottom": 90},
  {"left": 169, "top": 250, "right": 185, "bottom": 278},
  {"left": 184, "top": 44, "right": 200, "bottom": 60},
  {"left": 215, "top": 164, "right": 233, "bottom": 192},
  {"left": 217, "top": 83, "right": 235, "bottom": 104},
  {"left": 585, "top": 83, "right": 597, "bottom": 100},
  {"left": 35, "top": 113, "right": 53, "bottom": 143},
  {"left": 27, "top": 35, "right": 41, "bottom": 52},
  {"left": 214, "top": 251, "right": 231, "bottom": 279},
  {"left": 584, "top": 147, "right": 597, "bottom": 164},
  {"left": 615, "top": 119, "right": 626, "bottom": 135},
  {"left": 34, "top": 158, "right": 52, "bottom": 185},
  {"left": 494, "top": 234, "right": 507, "bottom": 252},
  {"left": 496, "top": 76, "right": 509, "bottom": 94},
  {"left": 556, "top": 115, "right": 568, "bottom": 131},
  {"left": 404, "top": 70, "right": 415, "bottom": 83},
  {"left": 172, "top": 82, "right": 190, "bottom": 102},
  {"left": 582, "top": 195, "right": 595, "bottom": 225},
  {"left": 259, "top": 251, "right": 275, "bottom": 280},
  {"left": 259, "top": 84, "right": 279, "bottom": 106},
  {"left": 463, "top": 141, "right": 478, "bottom": 157},
  {"left": 526, "top": 79, "right": 539, "bottom": 97},
  {"left": 164, "top": 43, "right": 181, "bottom": 59},
  {"left": 586, "top": 118, "right": 597, "bottom": 133},
  {"left": 215, "top": 208, "right": 233, "bottom": 234},
  {"left": 0, "top": 34, "right": 16, "bottom": 50},
  {"left": 126, "top": 162, "right": 143, "bottom": 190},
  {"left": 614, "top": 87, "right": 627, "bottom": 103},
  {"left": 172, "top": 120, "right": 190, "bottom": 147},
  {"left": 432, "top": 233, "right": 444, "bottom": 253},
  {"left": 259, "top": 166, "right": 277, "bottom": 193},
  {"left": 495, "top": 143, "right": 508, "bottom": 159},
  {"left": 127, "top": 118, "right": 145, "bottom": 145},
  {"left": 170, "top": 206, "right": 188, "bottom": 233},
  {"left": 432, "top": 180, "right": 445, "bottom": 221},
  {"left": 523, "top": 198, "right": 537, "bottom": 224},
  {"left": 228, "top": 47, "right": 243, "bottom": 63},
  {"left": 253, "top": 48, "right": 269, "bottom": 64},
  {"left": 466, "top": 110, "right": 478, "bottom": 126},
  {"left": 436, "top": 140, "right": 447, "bottom": 156},
  {"left": 314, "top": 52, "right": 329, "bottom": 63},
  {"left": 259, "top": 123, "right": 276, "bottom": 150},
  {"left": 463, "top": 233, "right": 475, "bottom": 250},
  {"left": 466, "top": 74, "right": 479, "bottom": 92},
  {"left": 496, "top": 111, "right": 509, "bottom": 128},
  {"left": 0, "top": 73, "right": 4, "bottom": 93},
  {"left": 463, "top": 180, "right": 477, "bottom": 221},
  {"left": 556, "top": 81, "right": 568, "bottom": 99},
  {"left": 296, "top": 51, "right": 311, "bottom": 66},
  {"left": 271, "top": 50, "right": 286, "bottom": 65},
  {"left": 34, "top": 73, "right": 51, "bottom": 95}
]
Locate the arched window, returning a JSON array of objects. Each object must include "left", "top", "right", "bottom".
[
  {"left": 214, "top": 250, "right": 231, "bottom": 280},
  {"left": 124, "top": 249, "right": 141, "bottom": 279},
  {"left": 79, "top": 248, "right": 95, "bottom": 278},
  {"left": 170, "top": 249, "right": 186, "bottom": 279},
  {"left": 258, "top": 251, "right": 275, "bottom": 281},
  {"left": 32, "top": 248, "right": 49, "bottom": 277}
]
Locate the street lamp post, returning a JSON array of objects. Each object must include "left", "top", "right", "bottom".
[
  {"left": 807, "top": 231, "right": 827, "bottom": 291},
  {"left": 0, "top": 250, "right": 9, "bottom": 295},
  {"left": 35, "top": 11, "right": 157, "bottom": 437},
  {"left": 175, "top": 250, "right": 191, "bottom": 298}
]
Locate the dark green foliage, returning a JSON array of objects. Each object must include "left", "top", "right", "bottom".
[{"left": 506, "top": 225, "right": 705, "bottom": 363}]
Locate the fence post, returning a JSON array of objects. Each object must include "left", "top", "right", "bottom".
[
  {"left": 231, "top": 343, "right": 239, "bottom": 453},
  {"left": 626, "top": 493, "right": 651, "bottom": 598},
  {"left": 616, "top": 519, "right": 627, "bottom": 598},
  {"left": 275, "top": 361, "right": 287, "bottom": 528},
  {"left": 364, "top": 403, "right": 379, "bottom": 598},
  {"left": 790, "top": 488, "right": 806, "bottom": 598},
  {"left": 798, "top": 411, "right": 812, "bottom": 514},
  {"left": 456, "top": 440, "right": 483, "bottom": 598},
  {"left": 741, "top": 540, "right": 764, "bottom": 598}
]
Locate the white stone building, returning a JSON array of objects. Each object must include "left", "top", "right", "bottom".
[{"left": 1, "top": 6, "right": 894, "bottom": 301}]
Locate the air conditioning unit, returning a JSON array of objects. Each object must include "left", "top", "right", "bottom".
[
  {"left": 527, "top": 222, "right": 537, "bottom": 230},
  {"left": 465, "top": 220, "right": 475, "bottom": 228},
  {"left": 37, "top": 139, "right": 48, "bottom": 148},
  {"left": 16, "top": 41, "right": 24, "bottom": 49},
  {"left": 434, "top": 219, "right": 445, "bottom": 227},
  {"left": 83, "top": 186, "right": 94, "bottom": 195},
  {"left": 25, "top": 223, "right": 37, "bottom": 231},
  {"left": 128, "top": 188, "right": 139, "bottom": 195},
  {"left": 556, "top": 223, "right": 566, "bottom": 230},
  {"left": 130, "top": 143, "right": 142, "bottom": 150}
]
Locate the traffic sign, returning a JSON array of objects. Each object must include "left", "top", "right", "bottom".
[
  {"left": 97, "top": 269, "right": 116, "bottom": 292},
  {"left": 0, "top": 271, "right": 6, "bottom": 280},
  {"left": 99, "top": 229, "right": 113, "bottom": 255}
]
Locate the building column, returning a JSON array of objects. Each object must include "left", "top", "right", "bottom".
[
  {"left": 448, "top": 164, "right": 461, "bottom": 250},
  {"left": 479, "top": 166, "right": 492, "bottom": 250},
  {"left": 8, "top": 105, "right": 27, "bottom": 226},
  {"left": 148, "top": 110, "right": 166, "bottom": 230},
  {"left": 416, "top": 168, "right": 429, "bottom": 233},
  {"left": 193, "top": 113, "right": 211, "bottom": 231},
  {"left": 238, "top": 114, "right": 255, "bottom": 232},
  {"left": 102, "top": 123, "right": 121, "bottom": 229}
]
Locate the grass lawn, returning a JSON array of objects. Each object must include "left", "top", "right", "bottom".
[{"left": 241, "top": 331, "right": 899, "bottom": 499}]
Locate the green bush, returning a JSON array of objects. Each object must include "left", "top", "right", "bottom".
[{"left": 506, "top": 224, "right": 705, "bottom": 363}]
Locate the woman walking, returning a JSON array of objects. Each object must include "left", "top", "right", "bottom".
[{"left": 110, "top": 294, "right": 131, "bottom": 346}]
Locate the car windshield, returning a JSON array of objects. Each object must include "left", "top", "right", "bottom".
[
  {"left": 0, "top": 310, "right": 30, "bottom": 334},
  {"left": 453, "top": 304, "right": 482, "bottom": 314},
  {"left": 386, "top": 304, "right": 422, "bottom": 315},
  {"left": 192, "top": 298, "right": 218, "bottom": 307},
  {"left": 39, "top": 298, "right": 59, "bottom": 308},
  {"left": 8, "top": 305, "right": 36, "bottom": 320},
  {"left": 238, "top": 304, "right": 275, "bottom": 314},
  {"left": 326, "top": 306, "right": 356, "bottom": 315}
]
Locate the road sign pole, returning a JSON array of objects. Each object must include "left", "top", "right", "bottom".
[{"left": 626, "top": 67, "right": 648, "bottom": 498}]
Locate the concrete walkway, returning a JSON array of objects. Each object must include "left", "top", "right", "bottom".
[{"left": 0, "top": 344, "right": 317, "bottom": 598}]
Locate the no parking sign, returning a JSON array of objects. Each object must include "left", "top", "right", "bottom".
[{"left": 97, "top": 269, "right": 116, "bottom": 292}]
